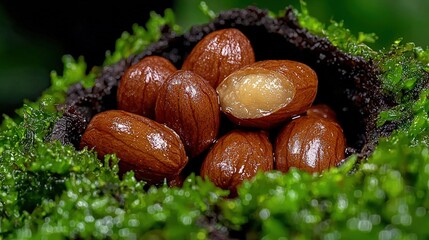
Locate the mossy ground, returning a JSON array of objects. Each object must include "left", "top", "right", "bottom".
[{"left": 1, "top": 3, "right": 429, "bottom": 239}]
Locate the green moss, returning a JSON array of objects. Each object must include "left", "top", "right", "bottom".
[
  {"left": 295, "top": 0, "right": 377, "bottom": 59},
  {"left": 1, "top": 3, "right": 429, "bottom": 239},
  {"left": 378, "top": 42, "right": 428, "bottom": 99},
  {"left": 219, "top": 123, "right": 429, "bottom": 238},
  {"left": 376, "top": 42, "right": 429, "bottom": 127},
  {"left": 295, "top": 0, "right": 429, "bottom": 132}
]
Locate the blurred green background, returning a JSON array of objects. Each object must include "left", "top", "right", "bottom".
[{"left": 0, "top": 0, "right": 428, "bottom": 117}]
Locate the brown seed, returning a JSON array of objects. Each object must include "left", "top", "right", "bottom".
[
  {"left": 306, "top": 103, "right": 337, "bottom": 122},
  {"left": 80, "top": 109, "right": 188, "bottom": 185},
  {"left": 168, "top": 174, "right": 186, "bottom": 188},
  {"left": 182, "top": 28, "right": 255, "bottom": 88},
  {"left": 155, "top": 70, "right": 220, "bottom": 158},
  {"left": 274, "top": 115, "right": 346, "bottom": 173},
  {"left": 216, "top": 60, "right": 318, "bottom": 129},
  {"left": 117, "top": 55, "right": 177, "bottom": 119},
  {"left": 200, "top": 130, "right": 274, "bottom": 196}
]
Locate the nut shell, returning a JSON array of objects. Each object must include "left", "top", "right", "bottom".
[
  {"left": 200, "top": 130, "right": 273, "bottom": 196},
  {"left": 155, "top": 70, "right": 220, "bottom": 158},
  {"left": 306, "top": 103, "right": 338, "bottom": 122},
  {"left": 182, "top": 28, "right": 255, "bottom": 88},
  {"left": 217, "top": 60, "right": 318, "bottom": 129},
  {"left": 80, "top": 110, "right": 188, "bottom": 184},
  {"left": 117, "top": 55, "right": 177, "bottom": 119},
  {"left": 274, "top": 115, "right": 346, "bottom": 173}
]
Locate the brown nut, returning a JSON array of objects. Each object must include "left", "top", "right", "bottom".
[
  {"left": 274, "top": 115, "right": 346, "bottom": 173},
  {"left": 200, "top": 130, "right": 273, "bottom": 196},
  {"left": 155, "top": 70, "right": 220, "bottom": 158},
  {"left": 80, "top": 109, "right": 188, "bottom": 185},
  {"left": 167, "top": 174, "right": 186, "bottom": 188},
  {"left": 182, "top": 28, "right": 255, "bottom": 88},
  {"left": 216, "top": 60, "right": 318, "bottom": 129},
  {"left": 306, "top": 103, "right": 337, "bottom": 122},
  {"left": 117, "top": 55, "right": 177, "bottom": 119}
]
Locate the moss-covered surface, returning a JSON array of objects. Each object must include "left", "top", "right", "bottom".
[{"left": 1, "top": 3, "right": 429, "bottom": 239}]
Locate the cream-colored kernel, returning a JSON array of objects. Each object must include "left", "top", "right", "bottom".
[{"left": 217, "top": 68, "right": 295, "bottom": 119}]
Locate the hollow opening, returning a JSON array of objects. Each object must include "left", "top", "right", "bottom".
[{"left": 51, "top": 6, "right": 395, "bottom": 161}]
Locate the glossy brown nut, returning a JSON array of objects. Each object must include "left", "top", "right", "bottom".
[
  {"left": 274, "top": 115, "right": 346, "bottom": 173},
  {"left": 168, "top": 174, "right": 186, "bottom": 188},
  {"left": 117, "top": 55, "right": 177, "bottom": 119},
  {"left": 181, "top": 28, "right": 255, "bottom": 88},
  {"left": 200, "top": 130, "right": 274, "bottom": 196},
  {"left": 306, "top": 103, "right": 337, "bottom": 122},
  {"left": 80, "top": 109, "right": 188, "bottom": 185},
  {"left": 216, "top": 60, "right": 318, "bottom": 129},
  {"left": 155, "top": 70, "right": 220, "bottom": 158}
]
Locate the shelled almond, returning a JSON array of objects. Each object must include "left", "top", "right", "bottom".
[
  {"left": 200, "top": 130, "right": 274, "bottom": 196},
  {"left": 155, "top": 70, "right": 220, "bottom": 158},
  {"left": 216, "top": 60, "right": 318, "bottom": 129},
  {"left": 117, "top": 55, "right": 177, "bottom": 119},
  {"left": 182, "top": 28, "right": 255, "bottom": 88},
  {"left": 274, "top": 115, "right": 346, "bottom": 173},
  {"left": 80, "top": 110, "right": 188, "bottom": 185}
]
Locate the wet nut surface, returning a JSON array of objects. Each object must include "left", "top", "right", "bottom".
[
  {"left": 182, "top": 28, "right": 255, "bottom": 88},
  {"left": 80, "top": 110, "right": 188, "bottom": 185},
  {"left": 274, "top": 115, "right": 346, "bottom": 173},
  {"left": 216, "top": 60, "right": 318, "bottom": 129},
  {"left": 155, "top": 70, "right": 220, "bottom": 158},
  {"left": 117, "top": 55, "right": 177, "bottom": 119},
  {"left": 306, "top": 103, "right": 338, "bottom": 122},
  {"left": 200, "top": 130, "right": 274, "bottom": 196}
]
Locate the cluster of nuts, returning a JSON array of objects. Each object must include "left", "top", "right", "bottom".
[{"left": 80, "top": 28, "right": 347, "bottom": 195}]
